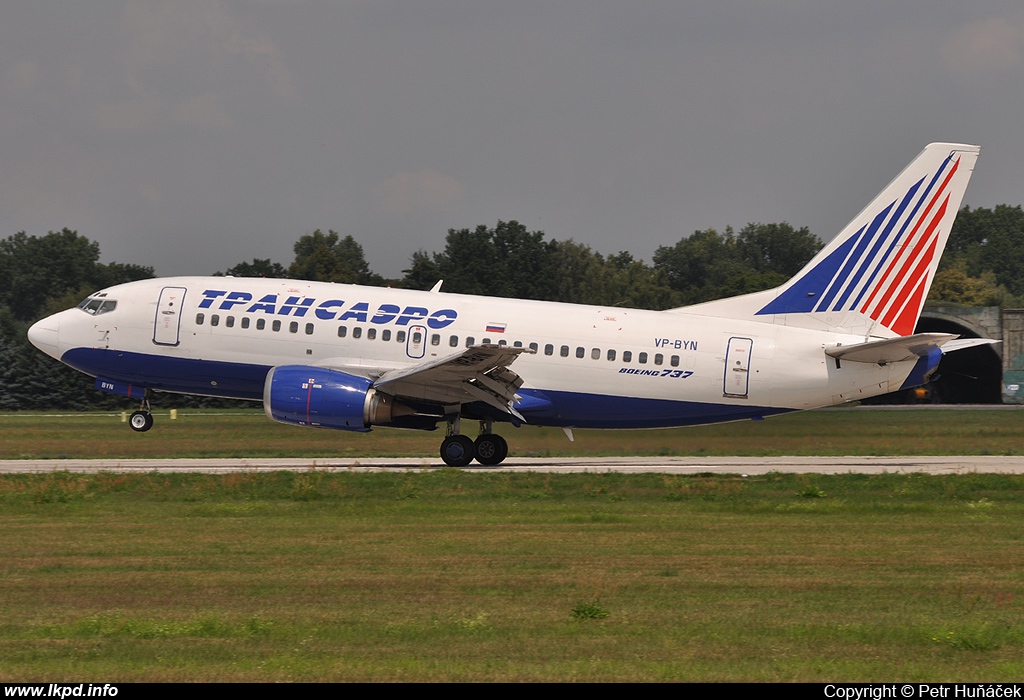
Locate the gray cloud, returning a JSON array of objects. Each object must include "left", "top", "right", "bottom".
[{"left": 1, "top": 2, "right": 1021, "bottom": 280}]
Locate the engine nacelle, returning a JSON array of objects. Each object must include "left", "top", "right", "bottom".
[{"left": 264, "top": 365, "right": 382, "bottom": 431}]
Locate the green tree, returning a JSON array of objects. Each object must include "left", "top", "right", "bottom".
[
  {"left": 404, "top": 221, "right": 679, "bottom": 308},
  {"left": 927, "top": 268, "right": 1015, "bottom": 307},
  {"left": 735, "top": 222, "right": 821, "bottom": 277},
  {"left": 288, "top": 230, "right": 385, "bottom": 285},
  {"left": 652, "top": 223, "right": 821, "bottom": 305},
  {"left": 0, "top": 229, "right": 154, "bottom": 410},
  {"left": 403, "top": 221, "right": 561, "bottom": 299},
  {"left": 0, "top": 229, "right": 153, "bottom": 323},
  {"left": 942, "top": 205, "right": 1024, "bottom": 299},
  {"left": 216, "top": 258, "right": 287, "bottom": 278}
]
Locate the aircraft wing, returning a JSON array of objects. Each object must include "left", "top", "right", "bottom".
[{"left": 372, "top": 344, "right": 534, "bottom": 420}]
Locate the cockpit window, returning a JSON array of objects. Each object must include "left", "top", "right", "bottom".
[{"left": 77, "top": 298, "right": 117, "bottom": 315}]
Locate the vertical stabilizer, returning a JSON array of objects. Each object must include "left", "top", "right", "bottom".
[{"left": 678, "top": 143, "right": 980, "bottom": 337}]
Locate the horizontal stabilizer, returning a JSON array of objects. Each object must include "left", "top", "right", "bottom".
[
  {"left": 825, "top": 333, "right": 958, "bottom": 364},
  {"left": 940, "top": 337, "right": 1001, "bottom": 353}
]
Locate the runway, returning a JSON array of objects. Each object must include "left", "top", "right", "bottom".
[{"left": 0, "top": 455, "right": 1022, "bottom": 474}]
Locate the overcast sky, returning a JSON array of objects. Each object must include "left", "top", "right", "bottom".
[{"left": 3, "top": 1, "right": 1023, "bottom": 280}]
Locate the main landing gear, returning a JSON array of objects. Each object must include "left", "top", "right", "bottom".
[
  {"left": 439, "top": 418, "right": 509, "bottom": 467},
  {"left": 129, "top": 394, "right": 154, "bottom": 433}
]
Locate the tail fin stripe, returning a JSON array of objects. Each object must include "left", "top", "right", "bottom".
[
  {"left": 880, "top": 234, "right": 938, "bottom": 332},
  {"left": 844, "top": 177, "right": 925, "bottom": 311},
  {"left": 873, "top": 195, "right": 948, "bottom": 325},
  {"left": 812, "top": 223, "right": 869, "bottom": 312},
  {"left": 818, "top": 201, "right": 895, "bottom": 312},
  {"left": 754, "top": 233, "right": 861, "bottom": 314},
  {"left": 858, "top": 158, "right": 956, "bottom": 313},
  {"left": 858, "top": 156, "right": 959, "bottom": 315},
  {"left": 889, "top": 273, "right": 930, "bottom": 336},
  {"left": 858, "top": 161, "right": 953, "bottom": 314}
]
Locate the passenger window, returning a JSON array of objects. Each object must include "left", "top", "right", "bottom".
[
  {"left": 397, "top": 331, "right": 406, "bottom": 342},
  {"left": 226, "top": 316, "right": 235, "bottom": 328},
  {"left": 338, "top": 325, "right": 347, "bottom": 338},
  {"left": 465, "top": 336, "right": 475, "bottom": 347},
  {"left": 353, "top": 327, "right": 362, "bottom": 339},
  {"left": 654, "top": 353, "right": 663, "bottom": 365},
  {"left": 211, "top": 315, "right": 220, "bottom": 327},
  {"left": 196, "top": 313, "right": 205, "bottom": 325},
  {"left": 623, "top": 351, "right": 632, "bottom": 362},
  {"left": 431, "top": 334, "right": 440, "bottom": 346},
  {"left": 513, "top": 341, "right": 523, "bottom": 348},
  {"left": 591, "top": 348, "right": 600, "bottom": 360},
  {"left": 257, "top": 319, "right": 266, "bottom": 331},
  {"left": 482, "top": 338, "right": 491, "bottom": 345},
  {"left": 289, "top": 321, "right": 298, "bottom": 333},
  {"left": 241, "top": 317, "right": 250, "bottom": 329},
  {"left": 272, "top": 320, "right": 281, "bottom": 332},
  {"left": 305, "top": 323, "right": 314, "bottom": 335},
  {"left": 382, "top": 329, "right": 391, "bottom": 341},
  {"left": 498, "top": 339, "right": 507, "bottom": 347},
  {"left": 545, "top": 344, "right": 554, "bottom": 356},
  {"left": 575, "top": 347, "right": 585, "bottom": 359},
  {"left": 560, "top": 345, "right": 569, "bottom": 357},
  {"left": 367, "top": 328, "right": 376, "bottom": 340},
  {"left": 639, "top": 352, "right": 648, "bottom": 364},
  {"left": 412, "top": 331, "right": 422, "bottom": 344},
  {"left": 529, "top": 342, "right": 538, "bottom": 352},
  {"left": 670, "top": 355, "right": 679, "bottom": 367},
  {"left": 607, "top": 349, "right": 616, "bottom": 361},
  {"left": 450, "top": 335, "right": 459, "bottom": 347}
]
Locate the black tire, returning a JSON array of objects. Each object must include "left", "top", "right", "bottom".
[
  {"left": 474, "top": 434, "right": 508, "bottom": 466},
  {"left": 129, "top": 410, "right": 154, "bottom": 432},
  {"left": 440, "top": 435, "right": 474, "bottom": 467}
]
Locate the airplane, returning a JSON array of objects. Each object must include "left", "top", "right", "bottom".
[{"left": 28, "top": 142, "right": 992, "bottom": 467}]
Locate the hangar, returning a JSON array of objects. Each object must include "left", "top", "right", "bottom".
[{"left": 866, "top": 306, "right": 1024, "bottom": 404}]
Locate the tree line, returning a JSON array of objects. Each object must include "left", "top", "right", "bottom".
[{"left": 2, "top": 206, "right": 1022, "bottom": 410}]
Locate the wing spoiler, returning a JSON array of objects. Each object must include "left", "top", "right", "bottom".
[{"left": 373, "top": 344, "right": 535, "bottom": 419}]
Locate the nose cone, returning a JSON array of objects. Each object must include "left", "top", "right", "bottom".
[{"left": 28, "top": 315, "right": 61, "bottom": 359}]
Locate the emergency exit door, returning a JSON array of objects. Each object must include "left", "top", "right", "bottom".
[{"left": 405, "top": 325, "right": 427, "bottom": 359}]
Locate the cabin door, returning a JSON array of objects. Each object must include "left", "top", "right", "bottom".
[
  {"left": 723, "top": 336, "right": 753, "bottom": 398},
  {"left": 153, "top": 286, "right": 187, "bottom": 347}
]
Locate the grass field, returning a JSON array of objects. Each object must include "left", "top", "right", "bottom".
[
  {"left": 1, "top": 469, "right": 1023, "bottom": 681},
  {"left": 1, "top": 409, "right": 1022, "bottom": 681},
  {"left": 1, "top": 407, "right": 1022, "bottom": 459}
]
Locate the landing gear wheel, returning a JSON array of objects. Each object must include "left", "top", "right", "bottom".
[
  {"left": 440, "top": 435, "right": 475, "bottom": 467},
  {"left": 129, "top": 410, "right": 154, "bottom": 432},
  {"left": 474, "top": 434, "right": 508, "bottom": 466}
]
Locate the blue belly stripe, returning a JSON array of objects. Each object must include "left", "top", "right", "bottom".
[{"left": 60, "top": 347, "right": 791, "bottom": 427}]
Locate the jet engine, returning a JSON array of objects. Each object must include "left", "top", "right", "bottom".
[{"left": 263, "top": 365, "right": 419, "bottom": 431}]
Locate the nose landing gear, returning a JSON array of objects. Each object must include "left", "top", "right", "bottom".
[{"left": 128, "top": 394, "right": 154, "bottom": 432}]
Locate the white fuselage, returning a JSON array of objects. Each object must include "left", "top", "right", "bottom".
[{"left": 30, "top": 276, "right": 916, "bottom": 429}]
